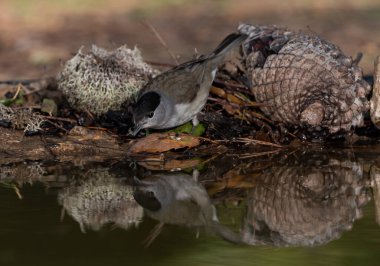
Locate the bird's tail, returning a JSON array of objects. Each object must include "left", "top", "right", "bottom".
[
  {"left": 209, "top": 33, "right": 248, "bottom": 62},
  {"left": 171, "top": 32, "right": 246, "bottom": 72},
  {"left": 210, "top": 32, "right": 247, "bottom": 59},
  {"left": 198, "top": 32, "right": 246, "bottom": 72}
]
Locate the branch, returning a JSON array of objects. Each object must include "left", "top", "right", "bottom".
[{"left": 142, "top": 20, "right": 179, "bottom": 65}]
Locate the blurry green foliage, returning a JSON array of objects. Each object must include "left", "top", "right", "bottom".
[{"left": 168, "top": 122, "right": 206, "bottom": 136}]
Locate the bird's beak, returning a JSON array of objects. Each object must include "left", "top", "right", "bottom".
[{"left": 130, "top": 124, "right": 142, "bottom": 136}]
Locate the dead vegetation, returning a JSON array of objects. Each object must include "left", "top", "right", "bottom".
[
  {"left": 0, "top": 29, "right": 379, "bottom": 164},
  {"left": 0, "top": 2, "right": 380, "bottom": 166}
]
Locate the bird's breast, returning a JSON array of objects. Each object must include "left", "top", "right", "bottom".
[{"left": 164, "top": 102, "right": 196, "bottom": 127}]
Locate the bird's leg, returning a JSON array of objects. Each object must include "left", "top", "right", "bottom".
[
  {"left": 192, "top": 169, "right": 200, "bottom": 182},
  {"left": 191, "top": 115, "right": 199, "bottom": 134}
]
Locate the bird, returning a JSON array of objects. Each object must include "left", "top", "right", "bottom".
[
  {"left": 133, "top": 172, "right": 217, "bottom": 224},
  {"left": 133, "top": 172, "right": 242, "bottom": 244},
  {"left": 131, "top": 33, "right": 247, "bottom": 135}
]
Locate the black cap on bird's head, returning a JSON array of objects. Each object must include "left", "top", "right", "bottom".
[
  {"left": 131, "top": 91, "right": 161, "bottom": 135},
  {"left": 133, "top": 189, "right": 162, "bottom": 211}
]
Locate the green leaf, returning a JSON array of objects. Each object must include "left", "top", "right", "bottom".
[
  {"left": 168, "top": 122, "right": 205, "bottom": 136},
  {"left": 0, "top": 90, "right": 25, "bottom": 106},
  {"left": 0, "top": 98, "right": 14, "bottom": 106},
  {"left": 0, "top": 181, "right": 15, "bottom": 189},
  {"left": 41, "top": 98, "right": 58, "bottom": 116}
]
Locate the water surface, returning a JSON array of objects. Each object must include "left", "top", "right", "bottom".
[{"left": 1, "top": 148, "right": 379, "bottom": 266}]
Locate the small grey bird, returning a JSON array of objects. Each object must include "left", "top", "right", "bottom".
[
  {"left": 132, "top": 33, "right": 247, "bottom": 135},
  {"left": 133, "top": 173, "right": 243, "bottom": 244}
]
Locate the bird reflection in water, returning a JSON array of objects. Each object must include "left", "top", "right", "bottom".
[{"left": 133, "top": 172, "right": 241, "bottom": 245}]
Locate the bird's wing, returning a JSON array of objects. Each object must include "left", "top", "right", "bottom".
[{"left": 145, "top": 61, "right": 208, "bottom": 104}]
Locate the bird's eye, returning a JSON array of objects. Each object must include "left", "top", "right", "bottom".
[{"left": 147, "top": 112, "right": 154, "bottom": 118}]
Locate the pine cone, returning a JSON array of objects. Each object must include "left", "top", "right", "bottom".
[{"left": 239, "top": 24, "right": 371, "bottom": 133}]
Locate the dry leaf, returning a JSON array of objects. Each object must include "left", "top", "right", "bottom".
[
  {"left": 210, "top": 86, "right": 226, "bottom": 98},
  {"left": 207, "top": 174, "right": 258, "bottom": 196},
  {"left": 138, "top": 157, "right": 202, "bottom": 171},
  {"left": 128, "top": 132, "right": 200, "bottom": 154},
  {"left": 226, "top": 94, "right": 245, "bottom": 105}
]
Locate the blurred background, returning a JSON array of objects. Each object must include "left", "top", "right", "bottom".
[{"left": 0, "top": 0, "right": 379, "bottom": 80}]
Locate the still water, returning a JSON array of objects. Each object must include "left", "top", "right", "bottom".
[{"left": 0, "top": 148, "right": 380, "bottom": 266}]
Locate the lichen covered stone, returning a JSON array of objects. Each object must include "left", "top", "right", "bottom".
[
  {"left": 58, "top": 45, "right": 158, "bottom": 116},
  {"left": 238, "top": 23, "right": 371, "bottom": 133},
  {"left": 0, "top": 103, "right": 45, "bottom": 132}
]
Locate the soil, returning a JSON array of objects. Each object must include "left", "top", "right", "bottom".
[{"left": 0, "top": 0, "right": 379, "bottom": 80}]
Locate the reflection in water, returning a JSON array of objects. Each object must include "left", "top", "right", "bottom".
[
  {"left": 0, "top": 162, "right": 45, "bottom": 185},
  {"left": 134, "top": 172, "right": 217, "bottom": 227},
  {"left": 242, "top": 154, "right": 372, "bottom": 246},
  {"left": 133, "top": 172, "right": 241, "bottom": 244},
  {"left": 1, "top": 150, "right": 376, "bottom": 249},
  {"left": 370, "top": 165, "right": 380, "bottom": 226},
  {"left": 58, "top": 168, "right": 143, "bottom": 232}
]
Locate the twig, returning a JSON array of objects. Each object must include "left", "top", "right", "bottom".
[
  {"left": 11, "top": 84, "right": 22, "bottom": 101},
  {"left": 144, "top": 60, "right": 176, "bottom": 68},
  {"left": 142, "top": 20, "right": 179, "bottom": 65},
  {"left": 243, "top": 109, "right": 273, "bottom": 124},
  {"left": 38, "top": 115, "right": 77, "bottom": 124},
  {"left": 235, "top": 137, "right": 283, "bottom": 148},
  {"left": 197, "top": 136, "right": 219, "bottom": 144},
  {"left": 207, "top": 96, "right": 228, "bottom": 104},
  {"left": 215, "top": 137, "right": 283, "bottom": 148},
  {"left": 208, "top": 96, "right": 273, "bottom": 124},
  {"left": 0, "top": 77, "right": 55, "bottom": 95},
  {"left": 213, "top": 79, "right": 255, "bottom": 96},
  {"left": 143, "top": 222, "right": 164, "bottom": 248},
  {"left": 13, "top": 185, "right": 23, "bottom": 199},
  {"left": 13, "top": 105, "right": 42, "bottom": 110},
  {"left": 44, "top": 120, "right": 70, "bottom": 133},
  {"left": 214, "top": 79, "right": 247, "bottom": 89},
  {"left": 203, "top": 135, "right": 282, "bottom": 149},
  {"left": 86, "top": 127, "right": 109, "bottom": 131},
  {"left": 0, "top": 78, "right": 44, "bottom": 85},
  {"left": 238, "top": 149, "right": 282, "bottom": 159},
  {"left": 198, "top": 151, "right": 223, "bottom": 165}
]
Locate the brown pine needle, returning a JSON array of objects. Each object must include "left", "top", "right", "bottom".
[{"left": 11, "top": 84, "right": 22, "bottom": 101}]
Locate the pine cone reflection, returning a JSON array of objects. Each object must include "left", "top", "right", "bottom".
[{"left": 242, "top": 153, "right": 371, "bottom": 246}]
